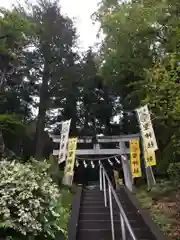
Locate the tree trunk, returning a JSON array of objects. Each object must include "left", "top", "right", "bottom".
[
  {"left": 0, "top": 130, "right": 5, "bottom": 159},
  {"left": 35, "top": 63, "right": 49, "bottom": 159},
  {"left": 0, "top": 68, "right": 6, "bottom": 159},
  {"left": 65, "top": 94, "right": 77, "bottom": 136},
  {"left": 0, "top": 68, "right": 6, "bottom": 93}
]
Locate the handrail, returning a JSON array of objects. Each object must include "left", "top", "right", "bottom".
[{"left": 99, "top": 161, "right": 137, "bottom": 240}]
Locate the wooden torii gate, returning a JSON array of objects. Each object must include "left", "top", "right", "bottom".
[{"left": 50, "top": 133, "right": 141, "bottom": 191}]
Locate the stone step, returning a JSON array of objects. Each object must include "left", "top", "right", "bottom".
[
  {"left": 78, "top": 219, "right": 121, "bottom": 230},
  {"left": 76, "top": 229, "right": 122, "bottom": 240}
]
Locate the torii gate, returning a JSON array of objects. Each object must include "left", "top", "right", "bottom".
[{"left": 50, "top": 133, "right": 141, "bottom": 191}]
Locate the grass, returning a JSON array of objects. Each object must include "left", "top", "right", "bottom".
[{"left": 135, "top": 180, "right": 179, "bottom": 239}]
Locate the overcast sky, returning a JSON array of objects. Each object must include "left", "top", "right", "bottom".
[{"left": 1, "top": 0, "right": 101, "bottom": 51}]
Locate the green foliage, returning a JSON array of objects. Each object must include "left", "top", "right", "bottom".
[
  {"left": 48, "top": 155, "right": 63, "bottom": 186},
  {"left": 138, "top": 57, "right": 180, "bottom": 166},
  {"left": 0, "top": 0, "right": 119, "bottom": 158},
  {"left": 136, "top": 180, "right": 177, "bottom": 209},
  {"left": 0, "top": 0, "right": 179, "bottom": 175},
  {"left": 0, "top": 7, "right": 35, "bottom": 157},
  {"left": 0, "top": 8, "right": 33, "bottom": 53},
  {"left": 57, "top": 189, "right": 72, "bottom": 239},
  {"left": 0, "top": 159, "right": 71, "bottom": 239},
  {"left": 152, "top": 213, "right": 173, "bottom": 233},
  {"left": 0, "top": 114, "right": 24, "bottom": 129},
  {"left": 136, "top": 188, "right": 153, "bottom": 209},
  {"left": 168, "top": 162, "right": 180, "bottom": 183},
  {"left": 95, "top": 0, "right": 180, "bottom": 165},
  {"left": 136, "top": 181, "right": 176, "bottom": 237},
  {"left": 150, "top": 180, "right": 176, "bottom": 198}
]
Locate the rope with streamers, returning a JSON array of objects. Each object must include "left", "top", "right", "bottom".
[{"left": 76, "top": 154, "right": 122, "bottom": 161}]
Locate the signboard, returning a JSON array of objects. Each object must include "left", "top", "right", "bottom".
[
  {"left": 136, "top": 105, "right": 158, "bottom": 151},
  {"left": 130, "top": 139, "right": 142, "bottom": 178},
  {"left": 144, "top": 149, "right": 156, "bottom": 167},
  {"left": 64, "top": 138, "right": 77, "bottom": 174},
  {"left": 58, "top": 120, "right": 71, "bottom": 163}
]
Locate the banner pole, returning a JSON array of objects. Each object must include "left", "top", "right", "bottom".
[{"left": 135, "top": 106, "right": 156, "bottom": 190}]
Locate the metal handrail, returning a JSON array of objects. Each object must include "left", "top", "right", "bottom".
[{"left": 99, "top": 161, "right": 137, "bottom": 240}]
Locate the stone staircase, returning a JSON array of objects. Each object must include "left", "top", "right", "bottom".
[
  {"left": 76, "top": 185, "right": 121, "bottom": 239},
  {"left": 74, "top": 185, "right": 164, "bottom": 240}
]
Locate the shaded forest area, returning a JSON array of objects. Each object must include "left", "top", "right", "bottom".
[
  {"left": 0, "top": 0, "right": 180, "bottom": 239},
  {"left": 0, "top": 0, "right": 121, "bottom": 161},
  {"left": 1, "top": 0, "right": 179, "bottom": 169}
]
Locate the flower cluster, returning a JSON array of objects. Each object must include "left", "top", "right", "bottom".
[{"left": 0, "top": 159, "right": 66, "bottom": 239}]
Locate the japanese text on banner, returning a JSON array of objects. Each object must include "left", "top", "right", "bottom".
[
  {"left": 64, "top": 138, "right": 77, "bottom": 174},
  {"left": 144, "top": 149, "right": 156, "bottom": 167},
  {"left": 136, "top": 105, "right": 158, "bottom": 151},
  {"left": 130, "top": 139, "right": 142, "bottom": 178},
  {"left": 59, "top": 120, "right": 71, "bottom": 163}
]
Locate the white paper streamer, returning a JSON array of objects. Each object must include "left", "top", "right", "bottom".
[
  {"left": 91, "top": 161, "right": 95, "bottom": 168},
  {"left": 83, "top": 160, "right": 87, "bottom": 168},
  {"left": 115, "top": 157, "right": 120, "bottom": 164},
  {"left": 108, "top": 159, "right": 113, "bottom": 166}
]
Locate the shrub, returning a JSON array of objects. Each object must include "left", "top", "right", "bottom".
[
  {"left": 0, "top": 159, "right": 68, "bottom": 239},
  {"left": 48, "top": 155, "right": 63, "bottom": 187},
  {"left": 168, "top": 162, "right": 180, "bottom": 183}
]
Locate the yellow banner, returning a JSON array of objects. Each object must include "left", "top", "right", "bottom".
[
  {"left": 64, "top": 138, "right": 77, "bottom": 174},
  {"left": 130, "top": 139, "right": 142, "bottom": 178},
  {"left": 130, "top": 139, "right": 140, "bottom": 153},
  {"left": 144, "top": 149, "right": 156, "bottom": 167}
]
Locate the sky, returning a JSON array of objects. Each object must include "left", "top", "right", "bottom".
[{"left": 1, "top": 0, "right": 101, "bottom": 51}]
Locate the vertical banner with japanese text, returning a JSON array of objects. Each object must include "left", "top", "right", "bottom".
[
  {"left": 58, "top": 120, "right": 71, "bottom": 163},
  {"left": 136, "top": 105, "right": 158, "bottom": 151},
  {"left": 64, "top": 138, "right": 77, "bottom": 175},
  {"left": 130, "top": 139, "right": 142, "bottom": 178},
  {"left": 144, "top": 149, "right": 156, "bottom": 167}
]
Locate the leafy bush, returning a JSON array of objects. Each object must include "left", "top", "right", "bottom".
[
  {"left": 168, "top": 162, "right": 180, "bottom": 183},
  {"left": 0, "top": 159, "right": 69, "bottom": 239},
  {"left": 48, "top": 155, "right": 63, "bottom": 187}
]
